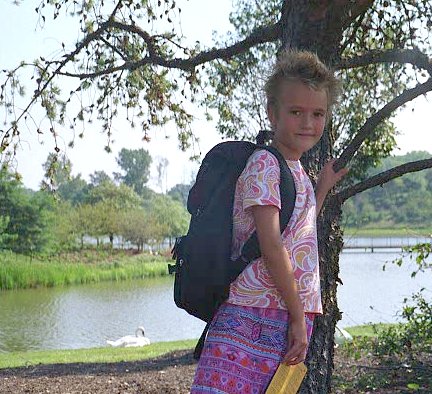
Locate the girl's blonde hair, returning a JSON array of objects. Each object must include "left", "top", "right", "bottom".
[{"left": 264, "top": 50, "right": 341, "bottom": 116}]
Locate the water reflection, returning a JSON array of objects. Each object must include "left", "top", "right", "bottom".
[
  {"left": 0, "top": 286, "right": 63, "bottom": 352},
  {"left": 0, "top": 277, "right": 206, "bottom": 353},
  {"left": 0, "top": 249, "right": 430, "bottom": 353}
]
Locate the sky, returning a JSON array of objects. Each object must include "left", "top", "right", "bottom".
[{"left": 0, "top": 1, "right": 431, "bottom": 192}]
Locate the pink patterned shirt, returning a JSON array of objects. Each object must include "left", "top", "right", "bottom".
[{"left": 228, "top": 149, "right": 323, "bottom": 314}]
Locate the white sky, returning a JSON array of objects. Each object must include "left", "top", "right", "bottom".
[{"left": 0, "top": 1, "right": 431, "bottom": 192}]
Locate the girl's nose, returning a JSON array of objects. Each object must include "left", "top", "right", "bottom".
[{"left": 301, "top": 113, "right": 313, "bottom": 128}]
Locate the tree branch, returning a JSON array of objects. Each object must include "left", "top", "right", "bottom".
[
  {"left": 109, "top": 20, "right": 158, "bottom": 57},
  {"left": 57, "top": 20, "right": 282, "bottom": 79},
  {"left": 339, "top": 10, "right": 367, "bottom": 54},
  {"left": 340, "top": 0, "right": 374, "bottom": 27},
  {"left": 100, "top": 36, "right": 128, "bottom": 61},
  {"left": 333, "top": 78, "right": 432, "bottom": 172},
  {"left": 335, "top": 158, "right": 432, "bottom": 203},
  {"left": 1, "top": 21, "right": 110, "bottom": 141},
  {"left": 337, "top": 48, "right": 432, "bottom": 75}
]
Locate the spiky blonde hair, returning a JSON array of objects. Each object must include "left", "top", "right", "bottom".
[{"left": 264, "top": 50, "right": 341, "bottom": 117}]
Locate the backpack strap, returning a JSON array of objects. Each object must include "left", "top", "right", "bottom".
[
  {"left": 239, "top": 145, "right": 296, "bottom": 263},
  {"left": 193, "top": 321, "right": 211, "bottom": 360}
]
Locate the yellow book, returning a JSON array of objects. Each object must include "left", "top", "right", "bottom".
[{"left": 265, "top": 362, "right": 307, "bottom": 394}]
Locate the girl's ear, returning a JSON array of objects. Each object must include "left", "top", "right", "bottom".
[{"left": 267, "top": 103, "right": 277, "bottom": 127}]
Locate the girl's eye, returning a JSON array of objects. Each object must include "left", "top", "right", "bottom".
[
  {"left": 314, "top": 112, "right": 325, "bottom": 118},
  {"left": 290, "top": 110, "right": 301, "bottom": 116}
]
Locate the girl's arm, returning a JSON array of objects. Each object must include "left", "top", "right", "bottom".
[
  {"left": 251, "top": 204, "right": 307, "bottom": 365},
  {"left": 315, "top": 159, "right": 348, "bottom": 214}
]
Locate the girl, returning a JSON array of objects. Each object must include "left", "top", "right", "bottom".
[{"left": 191, "top": 50, "right": 347, "bottom": 393}]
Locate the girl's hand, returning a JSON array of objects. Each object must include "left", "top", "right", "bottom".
[
  {"left": 316, "top": 159, "right": 348, "bottom": 196},
  {"left": 283, "top": 317, "right": 308, "bottom": 365},
  {"left": 315, "top": 159, "right": 348, "bottom": 214}
]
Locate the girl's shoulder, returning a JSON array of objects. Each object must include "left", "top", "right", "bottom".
[{"left": 245, "top": 148, "right": 280, "bottom": 171}]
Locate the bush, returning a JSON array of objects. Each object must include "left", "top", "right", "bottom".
[{"left": 373, "top": 290, "right": 432, "bottom": 357}]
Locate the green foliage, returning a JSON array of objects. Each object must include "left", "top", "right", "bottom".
[
  {"left": 0, "top": 0, "right": 431, "bottom": 178},
  {"left": 1, "top": 0, "right": 197, "bottom": 157},
  {"left": 41, "top": 153, "right": 72, "bottom": 192},
  {"left": 46, "top": 201, "right": 79, "bottom": 252},
  {"left": 89, "top": 170, "right": 112, "bottom": 187},
  {"left": 0, "top": 168, "right": 55, "bottom": 254},
  {"left": 0, "top": 215, "right": 11, "bottom": 245},
  {"left": 389, "top": 242, "right": 431, "bottom": 277},
  {"left": 145, "top": 194, "right": 190, "bottom": 242},
  {"left": 115, "top": 148, "right": 152, "bottom": 196},
  {"left": 31, "top": 149, "right": 190, "bottom": 251},
  {"left": 356, "top": 239, "right": 432, "bottom": 363},
  {"left": 57, "top": 174, "right": 89, "bottom": 206},
  {"left": 342, "top": 151, "right": 432, "bottom": 229},
  {"left": 167, "top": 183, "right": 192, "bottom": 208},
  {"left": 118, "top": 208, "right": 164, "bottom": 251},
  {"left": 204, "top": 0, "right": 432, "bottom": 180},
  {"left": 371, "top": 290, "right": 432, "bottom": 357},
  {"left": 86, "top": 180, "right": 142, "bottom": 208},
  {"left": 0, "top": 251, "right": 169, "bottom": 290}
]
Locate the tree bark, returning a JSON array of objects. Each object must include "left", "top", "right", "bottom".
[
  {"left": 278, "top": 2, "right": 349, "bottom": 392},
  {"left": 300, "top": 200, "right": 344, "bottom": 393}
]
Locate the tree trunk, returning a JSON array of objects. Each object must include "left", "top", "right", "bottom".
[
  {"left": 300, "top": 200, "right": 344, "bottom": 393},
  {"left": 278, "top": 2, "right": 346, "bottom": 392}
]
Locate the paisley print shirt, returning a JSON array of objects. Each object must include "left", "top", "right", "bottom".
[{"left": 228, "top": 149, "right": 323, "bottom": 314}]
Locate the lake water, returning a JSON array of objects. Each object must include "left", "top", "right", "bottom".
[{"left": 0, "top": 246, "right": 430, "bottom": 353}]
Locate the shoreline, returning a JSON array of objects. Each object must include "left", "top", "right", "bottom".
[
  {"left": 0, "top": 324, "right": 390, "bottom": 369},
  {"left": 0, "top": 250, "right": 171, "bottom": 291},
  {"left": 2, "top": 230, "right": 430, "bottom": 290},
  {"left": 343, "top": 227, "right": 432, "bottom": 237}
]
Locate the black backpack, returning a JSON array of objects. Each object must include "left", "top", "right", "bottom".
[{"left": 168, "top": 140, "right": 296, "bottom": 358}]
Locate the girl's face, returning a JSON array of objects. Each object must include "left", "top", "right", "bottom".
[{"left": 268, "top": 80, "right": 328, "bottom": 160}]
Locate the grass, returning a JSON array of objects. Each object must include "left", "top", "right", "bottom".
[
  {"left": 344, "top": 323, "right": 394, "bottom": 338},
  {"left": 0, "top": 339, "right": 198, "bottom": 369},
  {"left": 0, "top": 324, "right": 387, "bottom": 370},
  {"left": 0, "top": 251, "right": 171, "bottom": 290},
  {"left": 344, "top": 226, "right": 432, "bottom": 237}
]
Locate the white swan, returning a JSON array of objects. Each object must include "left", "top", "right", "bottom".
[
  {"left": 106, "top": 326, "right": 151, "bottom": 347},
  {"left": 334, "top": 325, "right": 353, "bottom": 346}
]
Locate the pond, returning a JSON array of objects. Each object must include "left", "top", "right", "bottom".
[{"left": 0, "top": 247, "right": 430, "bottom": 353}]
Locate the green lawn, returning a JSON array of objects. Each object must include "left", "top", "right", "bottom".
[
  {"left": 0, "top": 339, "right": 198, "bottom": 369},
  {"left": 0, "top": 324, "right": 393, "bottom": 370},
  {"left": 344, "top": 323, "right": 393, "bottom": 338},
  {"left": 344, "top": 227, "right": 432, "bottom": 237}
]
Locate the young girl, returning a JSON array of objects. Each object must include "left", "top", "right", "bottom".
[{"left": 191, "top": 50, "right": 347, "bottom": 393}]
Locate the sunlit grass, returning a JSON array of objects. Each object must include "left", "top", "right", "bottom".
[
  {"left": 0, "top": 339, "right": 197, "bottom": 369},
  {"left": 345, "top": 323, "right": 394, "bottom": 338},
  {"left": 0, "top": 325, "right": 395, "bottom": 370},
  {"left": 0, "top": 251, "right": 170, "bottom": 290},
  {"left": 344, "top": 227, "right": 432, "bottom": 237}
]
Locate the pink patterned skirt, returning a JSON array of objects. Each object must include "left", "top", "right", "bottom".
[{"left": 190, "top": 302, "right": 315, "bottom": 394}]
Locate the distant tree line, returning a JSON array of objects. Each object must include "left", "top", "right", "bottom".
[
  {"left": 3, "top": 149, "right": 429, "bottom": 256},
  {"left": 0, "top": 148, "right": 190, "bottom": 255},
  {"left": 343, "top": 151, "right": 432, "bottom": 229}
]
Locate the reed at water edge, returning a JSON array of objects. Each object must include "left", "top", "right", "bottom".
[{"left": 0, "top": 250, "right": 170, "bottom": 291}]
